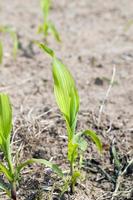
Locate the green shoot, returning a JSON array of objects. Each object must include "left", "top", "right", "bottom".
[
  {"left": 0, "top": 25, "right": 18, "bottom": 64},
  {"left": 0, "top": 93, "right": 63, "bottom": 200},
  {"left": 38, "top": 0, "right": 61, "bottom": 42},
  {"left": 0, "top": 41, "right": 3, "bottom": 64},
  {"left": 39, "top": 44, "right": 102, "bottom": 194}
]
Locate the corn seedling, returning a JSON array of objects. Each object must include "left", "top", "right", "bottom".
[
  {"left": 38, "top": 0, "right": 61, "bottom": 42},
  {"left": 39, "top": 44, "right": 102, "bottom": 194},
  {"left": 0, "top": 93, "right": 63, "bottom": 200},
  {"left": 0, "top": 25, "right": 18, "bottom": 64}
]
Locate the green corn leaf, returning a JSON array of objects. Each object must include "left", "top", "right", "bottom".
[
  {"left": 39, "top": 43, "right": 54, "bottom": 57},
  {"left": 39, "top": 44, "right": 79, "bottom": 139},
  {"left": 73, "top": 133, "right": 88, "bottom": 152},
  {"left": 0, "top": 163, "right": 13, "bottom": 182},
  {"left": 41, "top": 0, "right": 51, "bottom": 21},
  {"left": 0, "top": 94, "right": 12, "bottom": 145},
  {"left": 40, "top": 1, "right": 61, "bottom": 42},
  {"left": 68, "top": 133, "right": 88, "bottom": 164},
  {"left": 83, "top": 130, "right": 102, "bottom": 152},
  {"left": 52, "top": 57, "right": 79, "bottom": 139},
  {"left": 69, "top": 87, "right": 79, "bottom": 134},
  {"left": 16, "top": 158, "right": 63, "bottom": 178},
  {"left": 49, "top": 21, "right": 61, "bottom": 42},
  {"left": 68, "top": 141, "right": 78, "bottom": 163},
  {"left": 78, "top": 138, "right": 88, "bottom": 152},
  {"left": 0, "top": 41, "right": 3, "bottom": 64}
]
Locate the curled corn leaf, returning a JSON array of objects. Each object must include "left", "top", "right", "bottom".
[
  {"left": 83, "top": 130, "right": 102, "bottom": 152},
  {"left": 39, "top": 44, "right": 79, "bottom": 139},
  {"left": 17, "top": 158, "right": 63, "bottom": 178}
]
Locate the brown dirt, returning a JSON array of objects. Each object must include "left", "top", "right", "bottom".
[{"left": 0, "top": 0, "right": 133, "bottom": 200}]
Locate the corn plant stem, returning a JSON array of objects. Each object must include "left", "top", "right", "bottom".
[
  {"left": 6, "top": 151, "right": 14, "bottom": 175},
  {"left": 7, "top": 158, "right": 17, "bottom": 200},
  {"left": 5, "top": 142, "right": 14, "bottom": 174},
  {"left": 5, "top": 140, "right": 17, "bottom": 200},
  {"left": 70, "top": 161, "right": 74, "bottom": 194},
  {"left": 10, "top": 181, "right": 17, "bottom": 200}
]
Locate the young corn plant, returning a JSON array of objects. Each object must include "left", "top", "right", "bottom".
[
  {"left": 0, "top": 25, "right": 18, "bottom": 64},
  {"left": 38, "top": 0, "right": 61, "bottom": 42},
  {"left": 0, "top": 93, "right": 63, "bottom": 200},
  {"left": 39, "top": 44, "right": 102, "bottom": 194}
]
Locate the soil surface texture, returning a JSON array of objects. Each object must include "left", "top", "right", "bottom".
[{"left": 0, "top": 0, "right": 133, "bottom": 200}]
